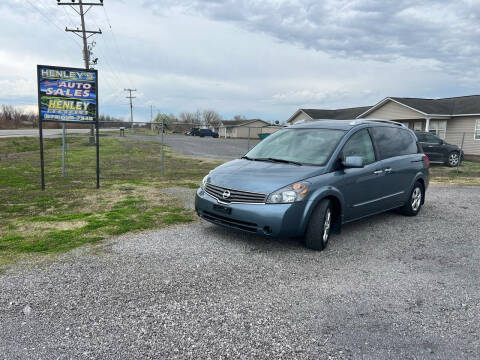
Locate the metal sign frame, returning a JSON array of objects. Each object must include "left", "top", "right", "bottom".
[{"left": 37, "top": 64, "right": 100, "bottom": 190}]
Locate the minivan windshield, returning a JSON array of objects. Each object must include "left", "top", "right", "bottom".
[{"left": 245, "top": 128, "right": 345, "bottom": 166}]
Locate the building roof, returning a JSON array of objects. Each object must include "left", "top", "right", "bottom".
[
  {"left": 221, "top": 119, "right": 270, "bottom": 127},
  {"left": 287, "top": 106, "right": 371, "bottom": 123},
  {"left": 303, "top": 106, "right": 372, "bottom": 120},
  {"left": 359, "top": 95, "right": 480, "bottom": 118},
  {"left": 289, "top": 95, "right": 480, "bottom": 123}
]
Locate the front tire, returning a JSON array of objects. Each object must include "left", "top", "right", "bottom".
[
  {"left": 304, "top": 199, "right": 332, "bottom": 251},
  {"left": 447, "top": 151, "right": 461, "bottom": 167},
  {"left": 399, "top": 181, "right": 424, "bottom": 216}
]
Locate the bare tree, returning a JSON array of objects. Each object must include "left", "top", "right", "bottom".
[
  {"left": 0, "top": 105, "right": 30, "bottom": 129},
  {"left": 233, "top": 114, "right": 247, "bottom": 122},
  {"left": 203, "top": 109, "right": 221, "bottom": 128},
  {"left": 193, "top": 109, "right": 202, "bottom": 126},
  {"left": 179, "top": 111, "right": 195, "bottom": 124}
]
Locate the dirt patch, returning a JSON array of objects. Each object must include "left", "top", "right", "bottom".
[
  {"left": 76, "top": 183, "right": 182, "bottom": 213},
  {"left": 15, "top": 220, "right": 88, "bottom": 235},
  {"left": 0, "top": 151, "right": 37, "bottom": 160},
  {"left": 160, "top": 187, "right": 197, "bottom": 210}
]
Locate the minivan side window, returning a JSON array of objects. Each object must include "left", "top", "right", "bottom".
[
  {"left": 370, "top": 127, "right": 418, "bottom": 159},
  {"left": 341, "top": 129, "right": 376, "bottom": 165}
]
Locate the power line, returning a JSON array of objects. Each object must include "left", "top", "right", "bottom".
[
  {"left": 85, "top": 5, "right": 141, "bottom": 106},
  {"left": 102, "top": 6, "right": 136, "bottom": 89},
  {"left": 24, "top": 0, "right": 83, "bottom": 49},
  {"left": 100, "top": 6, "right": 157, "bottom": 112}
]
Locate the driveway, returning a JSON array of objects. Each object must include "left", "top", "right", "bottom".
[{"left": 1, "top": 185, "right": 479, "bottom": 359}]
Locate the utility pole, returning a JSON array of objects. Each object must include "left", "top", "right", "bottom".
[
  {"left": 58, "top": 0, "right": 103, "bottom": 68},
  {"left": 124, "top": 88, "right": 137, "bottom": 128},
  {"left": 58, "top": 0, "right": 103, "bottom": 145}
]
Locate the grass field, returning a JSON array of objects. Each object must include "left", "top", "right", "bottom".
[
  {"left": 1, "top": 135, "right": 479, "bottom": 268},
  {"left": 429, "top": 161, "right": 480, "bottom": 185},
  {"left": 0, "top": 135, "right": 221, "bottom": 268}
]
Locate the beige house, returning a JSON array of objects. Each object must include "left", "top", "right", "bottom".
[
  {"left": 287, "top": 95, "right": 480, "bottom": 156},
  {"left": 218, "top": 119, "right": 271, "bottom": 138}
]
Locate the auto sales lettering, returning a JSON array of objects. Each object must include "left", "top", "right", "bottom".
[{"left": 37, "top": 65, "right": 97, "bottom": 123}]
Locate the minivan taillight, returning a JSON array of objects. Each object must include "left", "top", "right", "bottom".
[{"left": 423, "top": 154, "right": 430, "bottom": 168}]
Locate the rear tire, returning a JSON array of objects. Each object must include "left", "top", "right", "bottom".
[
  {"left": 446, "top": 151, "right": 461, "bottom": 167},
  {"left": 304, "top": 199, "right": 332, "bottom": 251},
  {"left": 399, "top": 181, "right": 424, "bottom": 216}
]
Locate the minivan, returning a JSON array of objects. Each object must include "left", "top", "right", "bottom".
[{"left": 195, "top": 120, "right": 429, "bottom": 250}]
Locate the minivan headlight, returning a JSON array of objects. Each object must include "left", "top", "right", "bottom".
[
  {"left": 266, "top": 181, "right": 310, "bottom": 204},
  {"left": 200, "top": 174, "right": 209, "bottom": 190}
]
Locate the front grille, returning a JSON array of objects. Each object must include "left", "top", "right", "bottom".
[
  {"left": 202, "top": 211, "right": 258, "bottom": 233},
  {"left": 205, "top": 183, "right": 267, "bottom": 204}
]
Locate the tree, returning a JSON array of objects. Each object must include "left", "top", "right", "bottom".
[
  {"left": 202, "top": 109, "right": 221, "bottom": 128},
  {"left": 233, "top": 114, "right": 247, "bottom": 122},
  {"left": 153, "top": 113, "right": 174, "bottom": 129},
  {"left": 179, "top": 111, "right": 195, "bottom": 124},
  {"left": 193, "top": 109, "right": 202, "bottom": 126},
  {"left": 0, "top": 105, "right": 29, "bottom": 129}
]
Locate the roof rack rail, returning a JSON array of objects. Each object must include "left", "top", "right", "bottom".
[{"left": 362, "top": 119, "right": 407, "bottom": 128}]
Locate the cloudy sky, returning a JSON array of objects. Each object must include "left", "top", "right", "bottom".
[{"left": 1, "top": 0, "right": 480, "bottom": 122}]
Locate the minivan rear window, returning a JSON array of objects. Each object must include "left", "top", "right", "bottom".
[
  {"left": 370, "top": 127, "right": 418, "bottom": 159},
  {"left": 245, "top": 128, "right": 345, "bottom": 166}
]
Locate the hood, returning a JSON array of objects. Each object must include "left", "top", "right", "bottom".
[
  {"left": 445, "top": 142, "right": 461, "bottom": 150},
  {"left": 207, "top": 159, "right": 326, "bottom": 194}
]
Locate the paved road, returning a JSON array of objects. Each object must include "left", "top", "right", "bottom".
[
  {"left": 125, "top": 134, "right": 261, "bottom": 160},
  {"left": 0, "top": 130, "right": 262, "bottom": 159},
  {"left": 0, "top": 129, "right": 118, "bottom": 138},
  {"left": 1, "top": 185, "right": 480, "bottom": 359}
]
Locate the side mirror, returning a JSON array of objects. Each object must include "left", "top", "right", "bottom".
[{"left": 343, "top": 156, "right": 365, "bottom": 168}]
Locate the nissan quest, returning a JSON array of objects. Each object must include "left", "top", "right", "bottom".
[{"left": 195, "top": 119, "right": 430, "bottom": 251}]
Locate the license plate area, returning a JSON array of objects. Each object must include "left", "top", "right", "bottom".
[{"left": 213, "top": 204, "right": 231, "bottom": 214}]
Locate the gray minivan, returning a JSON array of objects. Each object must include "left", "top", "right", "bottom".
[{"left": 195, "top": 120, "right": 429, "bottom": 250}]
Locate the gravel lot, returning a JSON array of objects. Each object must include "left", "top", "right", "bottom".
[
  {"left": 126, "top": 134, "right": 260, "bottom": 160},
  {"left": 1, "top": 185, "right": 479, "bottom": 359}
]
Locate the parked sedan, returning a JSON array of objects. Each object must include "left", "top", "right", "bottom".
[{"left": 415, "top": 131, "right": 463, "bottom": 167}]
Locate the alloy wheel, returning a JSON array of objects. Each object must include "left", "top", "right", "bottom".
[
  {"left": 411, "top": 187, "right": 422, "bottom": 212},
  {"left": 449, "top": 152, "right": 459, "bottom": 166},
  {"left": 323, "top": 209, "right": 331, "bottom": 243}
]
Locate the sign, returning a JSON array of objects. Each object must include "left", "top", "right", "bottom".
[
  {"left": 37, "top": 65, "right": 98, "bottom": 123},
  {"left": 36, "top": 64, "right": 100, "bottom": 190}
]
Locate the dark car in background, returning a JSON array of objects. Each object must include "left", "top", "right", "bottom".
[
  {"left": 196, "top": 120, "right": 429, "bottom": 251},
  {"left": 415, "top": 131, "right": 463, "bottom": 167},
  {"left": 185, "top": 128, "right": 218, "bottom": 138},
  {"left": 198, "top": 129, "right": 219, "bottom": 138}
]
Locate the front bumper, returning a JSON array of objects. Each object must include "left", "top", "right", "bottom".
[{"left": 195, "top": 188, "right": 306, "bottom": 237}]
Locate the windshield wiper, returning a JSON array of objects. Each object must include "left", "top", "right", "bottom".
[
  {"left": 254, "top": 157, "right": 303, "bottom": 166},
  {"left": 241, "top": 156, "right": 253, "bottom": 160}
]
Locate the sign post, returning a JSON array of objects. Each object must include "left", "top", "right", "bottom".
[{"left": 37, "top": 65, "right": 99, "bottom": 190}]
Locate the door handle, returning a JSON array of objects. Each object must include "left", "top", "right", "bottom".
[
  {"left": 384, "top": 168, "right": 392, "bottom": 173},
  {"left": 373, "top": 170, "right": 383, "bottom": 175}
]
